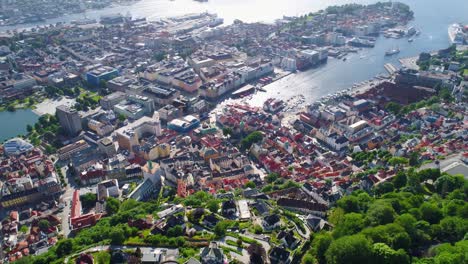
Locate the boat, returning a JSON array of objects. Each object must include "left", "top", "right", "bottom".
[
  {"left": 448, "top": 23, "right": 466, "bottom": 45},
  {"left": 342, "top": 57, "right": 347, "bottom": 61},
  {"left": 408, "top": 38, "right": 414, "bottom": 42},
  {"left": 100, "top": 14, "right": 124, "bottom": 24},
  {"left": 71, "top": 18, "right": 97, "bottom": 26},
  {"left": 385, "top": 47, "right": 400, "bottom": 56},
  {"left": 348, "top": 37, "right": 375, "bottom": 48}
]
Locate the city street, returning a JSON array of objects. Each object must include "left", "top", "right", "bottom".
[{"left": 59, "top": 166, "right": 74, "bottom": 237}]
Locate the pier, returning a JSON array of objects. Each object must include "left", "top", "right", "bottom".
[{"left": 384, "top": 63, "right": 398, "bottom": 74}]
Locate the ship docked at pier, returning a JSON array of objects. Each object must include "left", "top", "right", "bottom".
[{"left": 385, "top": 47, "right": 400, "bottom": 56}]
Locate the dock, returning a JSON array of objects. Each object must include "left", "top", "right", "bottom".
[
  {"left": 232, "top": 84, "right": 256, "bottom": 98},
  {"left": 399, "top": 56, "right": 419, "bottom": 70},
  {"left": 384, "top": 63, "right": 398, "bottom": 74}
]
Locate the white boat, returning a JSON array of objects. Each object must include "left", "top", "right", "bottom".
[{"left": 385, "top": 47, "right": 400, "bottom": 56}]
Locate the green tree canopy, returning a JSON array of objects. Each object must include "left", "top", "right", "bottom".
[
  {"left": 420, "top": 203, "right": 443, "bottom": 224},
  {"left": 110, "top": 229, "right": 125, "bottom": 245},
  {"left": 106, "top": 197, "right": 121, "bottom": 216},
  {"left": 240, "top": 131, "right": 263, "bottom": 150},
  {"left": 366, "top": 202, "right": 396, "bottom": 226},
  {"left": 372, "top": 243, "right": 410, "bottom": 264},
  {"left": 325, "top": 235, "right": 372, "bottom": 264}
]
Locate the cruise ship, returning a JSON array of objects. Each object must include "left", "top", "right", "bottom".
[{"left": 448, "top": 23, "right": 466, "bottom": 45}]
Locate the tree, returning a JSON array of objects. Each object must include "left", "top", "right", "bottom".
[
  {"left": 392, "top": 171, "right": 407, "bottom": 189},
  {"left": 11, "top": 256, "right": 33, "bottom": 264},
  {"left": 19, "top": 225, "right": 28, "bottom": 233},
  {"left": 214, "top": 220, "right": 230, "bottom": 237},
  {"left": 188, "top": 208, "right": 204, "bottom": 222},
  {"left": 38, "top": 219, "right": 50, "bottom": 231},
  {"left": 409, "top": 152, "right": 419, "bottom": 166},
  {"left": 333, "top": 213, "right": 365, "bottom": 238},
  {"left": 252, "top": 224, "right": 263, "bottom": 234},
  {"left": 311, "top": 232, "right": 333, "bottom": 264},
  {"left": 236, "top": 238, "right": 243, "bottom": 247},
  {"left": 110, "top": 229, "right": 125, "bottom": 245},
  {"left": 395, "top": 213, "right": 417, "bottom": 235},
  {"left": 337, "top": 195, "right": 360, "bottom": 213},
  {"left": 418, "top": 168, "right": 441, "bottom": 181},
  {"left": 120, "top": 199, "right": 140, "bottom": 212},
  {"left": 431, "top": 240, "right": 468, "bottom": 264},
  {"left": 135, "top": 247, "right": 143, "bottom": 258},
  {"left": 206, "top": 200, "right": 219, "bottom": 213},
  {"left": 34, "top": 122, "right": 42, "bottom": 132},
  {"left": 439, "top": 88, "right": 452, "bottom": 101},
  {"left": 374, "top": 182, "right": 394, "bottom": 196},
  {"left": 303, "top": 254, "right": 316, "bottom": 264},
  {"left": 420, "top": 203, "right": 443, "bottom": 224},
  {"left": 438, "top": 216, "right": 467, "bottom": 243},
  {"left": 388, "top": 157, "right": 409, "bottom": 167},
  {"left": 106, "top": 197, "right": 120, "bottom": 215},
  {"left": 244, "top": 181, "right": 256, "bottom": 188},
  {"left": 372, "top": 243, "right": 410, "bottom": 264},
  {"left": 325, "top": 235, "right": 372, "bottom": 264},
  {"left": 100, "top": 79, "right": 108, "bottom": 88},
  {"left": 6, "top": 104, "right": 15, "bottom": 112},
  {"left": 434, "top": 175, "right": 464, "bottom": 197},
  {"left": 266, "top": 173, "right": 279, "bottom": 183},
  {"left": 27, "top": 97, "right": 35, "bottom": 106},
  {"left": 385, "top": 102, "right": 402, "bottom": 115},
  {"left": 95, "top": 251, "right": 111, "bottom": 264},
  {"left": 80, "top": 193, "right": 97, "bottom": 209},
  {"left": 74, "top": 87, "right": 81, "bottom": 95},
  {"left": 329, "top": 207, "right": 345, "bottom": 226},
  {"left": 240, "top": 131, "right": 263, "bottom": 150},
  {"left": 366, "top": 203, "right": 396, "bottom": 226},
  {"left": 118, "top": 113, "right": 126, "bottom": 122},
  {"left": 167, "top": 226, "right": 184, "bottom": 237},
  {"left": 56, "top": 239, "right": 73, "bottom": 257},
  {"left": 45, "top": 144, "right": 56, "bottom": 155},
  {"left": 26, "top": 124, "right": 33, "bottom": 132},
  {"left": 153, "top": 52, "right": 166, "bottom": 62},
  {"left": 222, "top": 127, "right": 233, "bottom": 137}
]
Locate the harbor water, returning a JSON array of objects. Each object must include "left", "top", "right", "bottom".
[{"left": 0, "top": 0, "right": 466, "bottom": 140}]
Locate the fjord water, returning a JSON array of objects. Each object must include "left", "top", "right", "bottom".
[{"left": 0, "top": 0, "right": 466, "bottom": 140}]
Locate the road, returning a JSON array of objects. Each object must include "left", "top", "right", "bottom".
[
  {"left": 64, "top": 245, "right": 178, "bottom": 263},
  {"left": 57, "top": 162, "right": 101, "bottom": 238},
  {"left": 217, "top": 236, "right": 250, "bottom": 263},
  {"left": 59, "top": 166, "right": 73, "bottom": 237},
  {"left": 419, "top": 153, "right": 462, "bottom": 171},
  {"left": 296, "top": 216, "right": 312, "bottom": 239}
]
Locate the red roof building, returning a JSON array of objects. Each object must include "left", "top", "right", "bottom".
[
  {"left": 71, "top": 190, "right": 81, "bottom": 219},
  {"left": 71, "top": 213, "right": 102, "bottom": 231}
]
